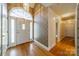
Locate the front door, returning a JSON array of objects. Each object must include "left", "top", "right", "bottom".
[
  {"left": 16, "top": 18, "right": 30, "bottom": 45},
  {"left": 9, "top": 17, "right": 31, "bottom": 47}
]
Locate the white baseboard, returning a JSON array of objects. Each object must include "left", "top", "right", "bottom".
[
  {"left": 34, "top": 40, "right": 49, "bottom": 51},
  {"left": 48, "top": 44, "right": 56, "bottom": 51}
]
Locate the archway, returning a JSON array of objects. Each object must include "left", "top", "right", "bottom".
[
  {"left": 9, "top": 7, "right": 33, "bottom": 20},
  {"left": 8, "top": 7, "right": 33, "bottom": 47}
]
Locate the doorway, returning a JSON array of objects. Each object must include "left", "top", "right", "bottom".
[
  {"left": 9, "top": 17, "right": 33, "bottom": 47},
  {"left": 60, "top": 16, "right": 75, "bottom": 40},
  {"left": 8, "top": 8, "right": 33, "bottom": 47}
]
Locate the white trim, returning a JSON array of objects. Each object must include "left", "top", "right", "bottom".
[
  {"left": 57, "top": 16, "right": 61, "bottom": 42},
  {"left": 75, "top": 3, "right": 78, "bottom": 56},
  {"left": 34, "top": 40, "right": 56, "bottom": 51},
  {"left": 48, "top": 43, "right": 56, "bottom": 51},
  {"left": 34, "top": 40, "right": 49, "bottom": 51}
]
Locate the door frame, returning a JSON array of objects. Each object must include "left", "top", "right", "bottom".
[{"left": 8, "top": 16, "right": 33, "bottom": 47}]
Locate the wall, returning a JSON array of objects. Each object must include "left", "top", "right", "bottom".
[
  {"left": 48, "top": 8, "right": 57, "bottom": 48},
  {"left": 60, "top": 21, "right": 66, "bottom": 39},
  {"left": 60, "top": 19, "right": 75, "bottom": 39},
  {"left": 34, "top": 5, "right": 57, "bottom": 49},
  {"left": 34, "top": 6, "right": 48, "bottom": 47},
  {"left": 65, "top": 19, "right": 75, "bottom": 37}
]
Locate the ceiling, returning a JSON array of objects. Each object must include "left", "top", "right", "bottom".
[
  {"left": 7, "top": 3, "right": 77, "bottom": 17},
  {"left": 49, "top": 3, "right": 76, "bottom": 16},
  {"left": 41, "top": 3, "right": 56, "bottom": 7}
]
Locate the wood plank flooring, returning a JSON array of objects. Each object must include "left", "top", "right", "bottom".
[
  {"left": 5, "top": 42, "right": 53, "bottom": 56},
  {"left": 5, "top": 37, "right": 75, "bottom": 56},
  {"left": 50, "top": 37, "right": 75, "bottom": 56}
]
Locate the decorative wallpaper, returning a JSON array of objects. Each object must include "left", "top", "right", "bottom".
[{"left": 34, "top": 5, "right": 48, "bottom": 47}]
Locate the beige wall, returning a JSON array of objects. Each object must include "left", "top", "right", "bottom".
[
  {"left": 60, "top": 19, "right": 75, "bottom": 39},
  {"left": 60, "top": 21, "right": 66, "bottom": 39},
  {"left": 48, "top": 8, "right": 57, "bottom": 48}
]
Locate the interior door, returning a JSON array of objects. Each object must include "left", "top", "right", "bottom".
[{"left": 16, "top": 18, "right": 30, "bottom": 45}]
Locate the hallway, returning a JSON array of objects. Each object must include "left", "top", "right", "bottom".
[
  {"left": 50, "top": 37, "right": 75, "bottom": 56},
  {"left": 0, "top": 3, "right": 76, "bottom": 56}
]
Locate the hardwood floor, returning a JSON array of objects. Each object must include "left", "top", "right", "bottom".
[
  {"left": 5, "top": 42, "right": 53, "bottom": 56},
  {"left": 50, "top": 37, "right": 75, "bottom": 56},
  {"left": 5, "top": 37, "right": 75, "bottom": 56}
]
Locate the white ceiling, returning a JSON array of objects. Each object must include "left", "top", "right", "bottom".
[
  {"left": 41, "top": 3, "right": 56, "bottom": 7},
  {"left": 23, "top": 3, "right": 77, "bottom": 16},
  {"left": 49, "top": 3, "right": 76, "bottom": 16},
  {"left": 29, "top": 3, "right": 54, "bottom": 8}
]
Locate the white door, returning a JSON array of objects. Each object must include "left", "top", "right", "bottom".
[
  {"left": 9, "top": 17, "right": 31, "bottom": 47},
  {"left": 16, "top": 18, "right": 30, "bottom": 45}
]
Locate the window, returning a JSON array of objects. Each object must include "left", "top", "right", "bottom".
[
  {"left": 11, "top": 19, "right": 15, "bottom": 43},
  {"left": 10, "top": 8, "right": 32, "bottom": 20},
  {"left": 22, "top": 24, "right": 25, "bottom": 30}
]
